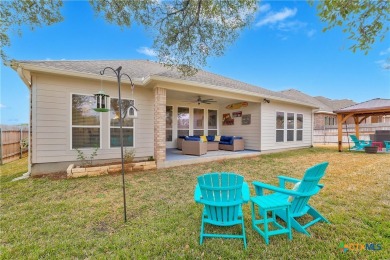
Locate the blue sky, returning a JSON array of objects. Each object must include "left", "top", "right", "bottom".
[{"left": 1, "top": 1, "right": 389, "bottom": 125}]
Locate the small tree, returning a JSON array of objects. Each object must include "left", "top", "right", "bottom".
[{"left": 75, "top": 146, "right": 99, "bottom": 167}]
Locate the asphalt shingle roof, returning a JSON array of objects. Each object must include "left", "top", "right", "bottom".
[
  {"left": 314, "top": 96, "right": 355, "bottom": 111},
  {"left": 12, "top": 60, "right": 314, "bottom": 106},
  {"left": 334, "top": 98, "right": 390, "bottom": 113},
  {"left": 280, "top": 89, "right": 356, "bottom": 113}
]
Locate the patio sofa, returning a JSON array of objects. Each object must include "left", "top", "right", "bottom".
[
  {"left": 182, "top": 137, "right": 207, "bottom": 156},
  {"left": 219, "top": 136, "right": 244, "bottom": 151},
  {"left": 177, "top": 135, "right": 219, "bottom": 151},
  {"left": 178, "top": 135, "right": 245, "bottom": 152}
]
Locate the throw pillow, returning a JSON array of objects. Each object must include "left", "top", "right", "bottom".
[
  {"left": 200, "top": 136, "right": 207, "bottom": 142},
  {"left": 214, "top": 135, "right": 221, "bottom": 142}
]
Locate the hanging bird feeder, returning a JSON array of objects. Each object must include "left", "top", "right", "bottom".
[{"left": 94, "top": 90, "right": 110, "bottom": 112}]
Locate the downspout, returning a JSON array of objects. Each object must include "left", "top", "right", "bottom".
[
  {"left": 311, "top": 110, "right": 314, "bottom": 147},
  {"left": 16, "top": 66, "right": 32, "bottom": 177}
]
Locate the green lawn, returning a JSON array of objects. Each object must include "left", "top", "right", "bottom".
[{"left": 1, "top": 148, "right": 389, "bottom": 259}]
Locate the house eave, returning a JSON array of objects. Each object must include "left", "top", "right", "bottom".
[
  {"left": 11, "top": 61, "right": 319, "bottom": 108},
  {"left": 148, "top": 75, "right": 318, "bottom": 108},
  {"left": 11, "top": 61, "right": 146, "bottom": 86}
]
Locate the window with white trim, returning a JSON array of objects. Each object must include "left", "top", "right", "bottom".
[
  {"left": 208, "top": 109, "right": 218, "bottom": 136},
  {"left": 71, "top": 94, "right": 100, "bottom": 149},
  {"left": 287, "top": 113, "right": 295, "bottom": 141},
  {"left": 193, "top": 108, "right": 204, "bottom": 136},
  {"left": 276, "top": 112, "right": 284, "bottom": 142},
  {"left": 166, "top": 106, "right": 173, "bottom": 142},
  {"left": 110, "top": 98, "right": 134, "bottom": 147},
  {"left": 297, "top": 114, "right": 303, "bottom": 141},
  {"left": 177, "top": 107, "right": 189, "bottom": 137}
]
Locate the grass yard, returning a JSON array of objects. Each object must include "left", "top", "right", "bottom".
[{"left": 1, "top": 148, "right": 389, "bottom": 259}]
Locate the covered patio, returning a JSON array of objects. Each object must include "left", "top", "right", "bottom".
[{"left": 334, "top": 98, "right": 390, "bottom": 151}]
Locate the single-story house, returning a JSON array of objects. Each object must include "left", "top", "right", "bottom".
[{"left": 11, "top": 60, "right": 318, "bottom": 175}]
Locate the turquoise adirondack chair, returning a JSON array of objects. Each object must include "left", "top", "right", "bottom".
[
  {"left": 194, "top": 172, "right": 249, "bottom": 248},
  {"left": 252, "top": 162, "right": 329, "bottom": 236},
  {"left": 349, "top": 134, "right": 372, "bottom": 150},
  {"left": 384, "top": 141, "right": 390, "bottom": 152}
]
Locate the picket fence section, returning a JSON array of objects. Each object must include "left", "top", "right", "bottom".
[
  {"left": 313, "top": 123, "right": 390, "bottom": 145},
  {"left": 0, "top": 126, "right": 29, "bottom": 164}
]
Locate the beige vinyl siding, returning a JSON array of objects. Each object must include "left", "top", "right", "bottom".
[
  {"left": 32, "top": 73, "right": 154, "bottom": 164},
  {"left": 260, "top": 100, "right": 313, "bottom": 151},
  {"left": 220, "top": 102, "right": 261, "bottom": 150}
]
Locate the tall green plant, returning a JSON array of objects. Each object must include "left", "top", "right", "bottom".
[{"left": 75, "top": 146, "right": 99, "bottom": 167}]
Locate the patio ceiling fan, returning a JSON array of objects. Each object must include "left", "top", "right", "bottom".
[{"left": 186, "top": 96, "right": 217, "bottom": 105}]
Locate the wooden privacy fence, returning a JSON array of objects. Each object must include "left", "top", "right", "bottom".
[
  {"left": 313, "top": 123, "right": 390, "bottom": 145},
  {"left": 0, "top": 127, "right": 29, "bottom": 164}
]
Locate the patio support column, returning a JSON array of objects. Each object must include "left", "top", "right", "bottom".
[
  {"left": 354, "top": 117, "right": 360, "bottom": 138},
  {"left": 337, "top": 114, "right": 343, "bottom": 152},
  {"left": 154, "top": 87, "right": 166, "bottom": 166}
]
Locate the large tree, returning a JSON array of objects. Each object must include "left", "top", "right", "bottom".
[
  {"left": 1, "top": 0, "right": 389, "bottom": 75},
  {"left": 89, "top": 0, "right": 258, "bottom": 75},
  {"left": 312, "top": 0, "right": 390, "bottom": 54},
  {"left": 0, "top": 0, "right": 64, "bottom": 63}
]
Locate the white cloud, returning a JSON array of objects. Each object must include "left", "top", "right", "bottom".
[
  {"left": 376, "top": 59, "right": 390, "bottom": 70},
  {"left": 137, "top": 47, "right": 157, "bottom": 57},
  {"left": 277, "top": 20, "right": 307, "bottom": 32},
  {"left": 0, "top": 104, "right": 5, "bottom": 109},
  {"left": 380, "top": 47, "right": 390, "bottom": 56},
  {"left": 307, "top": 29, "right": 316, "bottom": 38},
  {"left": 258, "top": 3, "right": 271, "bottom": 13},
  {"left": 256, "top": 7, "right": 297, "bottom": 27}
]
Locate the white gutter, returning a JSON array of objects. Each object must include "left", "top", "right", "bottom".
[
  {"left": 13, "top": 63, "right": 145, "bottom": 86},
  {"left": 12, "top": 61, "right": 319, "bottom": 109},
  {"left": 16, "top": 67, "right": 32, "bottom": 87},
  {"left": 14, "top": 65, "right": 32, "bottom": 177}
]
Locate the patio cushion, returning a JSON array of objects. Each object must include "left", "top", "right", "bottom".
[
  {"left": 219, "top": 141, "right": 231, "bottom": 145},
  {"left": 206, "top": 135, "right": 215, "bottom": 142},
  {"left": 185, "top": 136, "right": 201, "bottom": 141}
]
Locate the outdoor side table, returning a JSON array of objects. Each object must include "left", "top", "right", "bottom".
[
  {"left": 371, "top": 142, "right": 383, "bottom": 151},
  {"left": 250, "top": 196, "right": 292, "bottom": 245}
]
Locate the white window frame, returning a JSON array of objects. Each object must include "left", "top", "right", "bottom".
[
  {"left": 193, "top": 108, "right": 205, "bottom": 136},
  {"left": 207, "top": 109, "right": 219, "bottom": 136},
  {"left": 109, "top": 97, "right": 135, "bottom": 149},
  {"left": 70, "top": 93, "right": 102, "bottom": 150},
  {"left": 166, "top": 105, "right": 173, "bottom": 142},
  {"left": 276, "top": 111, "right": 285, "bottom": 142},
  {"left": 287, "top": 112, "right": 295, "bottom": 142},
  {"left": 177, "top": 106, "right": 190, "bottom": 137},
  {"left": 296, "top": 113, "right": 303, "bottom": 141}
]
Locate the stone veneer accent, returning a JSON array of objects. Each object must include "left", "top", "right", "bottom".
[
  {"left": 154, "top": 87, "right": 166, "bottom": 165},
  {"left": 66, "top": 161, "right": 157, "bottom": 178}
]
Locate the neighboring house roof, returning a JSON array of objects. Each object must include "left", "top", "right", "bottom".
[
  {"left": 313, "top": 96, "right": 355, "bottom": 111},
  {"left": 280, "top": 89, "right": 333, "bottom": 112},
  {"left": 280, "top": 89, "right": 356, "bottom": 114},
  {"left": 11, "top": 60, "right": 317, "bottom": 108},
  {"left": 334, "top": 98, "right": 390, "bottom": 113}
]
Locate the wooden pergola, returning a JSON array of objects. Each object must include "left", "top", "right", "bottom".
[{"left": 334, "top": 99, "right": 390, "bottom": 152}]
